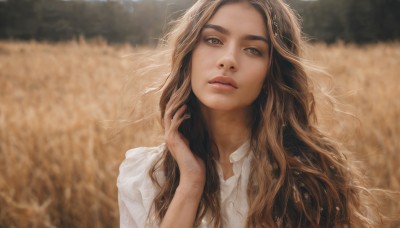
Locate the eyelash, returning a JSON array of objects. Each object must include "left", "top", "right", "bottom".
[
  {"left": 245, "top": 47, "right": 262, "bottom": 56},
  {"left": 204, "top": 37, "right": 263, "bottom": 56},
  {"left": 205, "top": 37, "right": 222, "bottom": 45}
]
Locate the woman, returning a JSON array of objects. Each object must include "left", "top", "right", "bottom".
[{"left": 118, "top": 0, "right": 380, "bottom": 227}]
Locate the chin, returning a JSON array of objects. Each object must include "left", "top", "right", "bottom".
[{"left": 199, "top": 99, "right": 248, "bottom": 112}]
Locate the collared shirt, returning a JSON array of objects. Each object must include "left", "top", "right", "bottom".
[{"left": 117, "top": 141, "right": 252, "bottom": 228}]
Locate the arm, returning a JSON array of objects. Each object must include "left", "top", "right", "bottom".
[
  {"left": 161, "top": 101, "right": 206, "bottom": 228},
  {"left": 160, "top": 185, "right": 203, "bottom": 228},
  {"left": 118, "top": 193, "right": 139, "bottom": 228},
  {"left": 117, "top": 146, "right": 167, "bottom": 228}
]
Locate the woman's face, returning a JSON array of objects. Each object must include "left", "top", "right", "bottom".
[{"left": 191, "top": 2, "right": 270, "bottom": 112}]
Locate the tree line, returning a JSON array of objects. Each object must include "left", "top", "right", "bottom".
[
  {"left": 0, "top": 0, "right": 399, "bottom": 45},
  {"left": 287, "top": 0, "right": 400, "bottom": 43}
]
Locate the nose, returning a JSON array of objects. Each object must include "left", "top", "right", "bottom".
[{"left": 217, "top": 47, "right": 238, "bottom": 72}]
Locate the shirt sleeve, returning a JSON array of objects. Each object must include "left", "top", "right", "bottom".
[{"left": 117, "top": 145, "right": 165, "bottom": 228}]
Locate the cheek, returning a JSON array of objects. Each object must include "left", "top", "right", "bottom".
[
  {"left": 248, "top": 82, "right": 264, "bottom": 99},
  {"left": 191, "top": 49, "right": 215, "bottom": 85},
  {"left": 191, "top": 49, "right": 200, "bottom": 78},
  {"left": 192, "top": 47, "right": 212, "bottom": 69},
  {"left": 190, "top": 50, "right": 204, "bottom": 92},
  {"left": 191, "top": 48, "right": 202, "bottom": 75},
  {"left": 247, "top": 66, "right": 268, "bottom": 88},
  {"left": 243, "top": 67, "right": 268, "bottom": 97}
]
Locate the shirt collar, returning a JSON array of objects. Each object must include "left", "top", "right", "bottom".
[{"left": 228, "top": 140, "right": 250, "bottom": 163}]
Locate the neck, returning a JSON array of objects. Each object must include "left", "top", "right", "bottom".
[{"left": 201, "top": 106, "right": 251, "bottom": 162}]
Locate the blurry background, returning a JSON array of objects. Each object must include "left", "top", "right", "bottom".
[
  {"left": 0, "top": 0, "right": 399, "bottom": 227},
  {"left": 1, "top": 0, "right": 399, "bottom": 44}
]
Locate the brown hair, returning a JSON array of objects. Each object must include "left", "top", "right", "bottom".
[{"left": 148, "top": 0, "right": 381, "bottom": 227}]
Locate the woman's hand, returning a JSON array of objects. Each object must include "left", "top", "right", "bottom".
[
  {"left": 160, "top": 100, "right": 205, "bottom": 228},
  {"left": 164, "top": 99, "right": 206, "bottom": 196}
]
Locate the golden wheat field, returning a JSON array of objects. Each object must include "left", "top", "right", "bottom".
[{"left": 0, "top": 40, "right": 399, "bottom": 227}]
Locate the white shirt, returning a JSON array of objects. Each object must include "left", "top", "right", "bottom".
[{"left": 117, "top": 141, "right": 252, "bottom": 228}]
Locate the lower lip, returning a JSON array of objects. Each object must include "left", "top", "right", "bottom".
[{"left": 208, "top": 82, "right": 237, "bottom": 91}]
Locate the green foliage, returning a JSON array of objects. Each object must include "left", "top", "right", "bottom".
[
  {"left": 0, "top": 0, "right": 398, "bottom": 44},
  {"left": 289, "top": 0, "right": 400, "bottom": 43},
  {"left": 0, "top": 0, "right": 181, "bottom": 44}
]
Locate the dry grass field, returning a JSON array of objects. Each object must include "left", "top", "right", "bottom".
[{"left": 0, "top": 40, "right": 399, "bottom": 227}]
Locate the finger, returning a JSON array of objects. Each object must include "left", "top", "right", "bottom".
[
  {"left": 169, "top": 105, "right": 186, "bottom": 130},
  {"left": 172, "top": 105, "right": 187, "bottom": 120},
  {"left": 172, "top": 111, "right": 191, "bottom": 131},
  {"left": 169, "top": 105, "right": 189, "bottom": 133},
  {"left": 164, "top": 98, "right": 176, "bottom": 129},
  {"left": 164, "top": 109, "right": 172, "bottom": 130}
]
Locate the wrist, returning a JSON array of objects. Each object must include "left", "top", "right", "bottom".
[{"left": 176, "top": 183, "right": 204, "bottom": 199}]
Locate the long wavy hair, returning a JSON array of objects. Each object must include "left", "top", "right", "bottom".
[{"left": 148, "top": 0, "right": 380, "bottom": 227}]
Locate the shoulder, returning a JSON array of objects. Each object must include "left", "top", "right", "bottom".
[
  {"left": 117, "top": 145, "right": 165, "bottom": 227},
  {"left": 117, "top": 144, "right": 165, "bottom": 188}
]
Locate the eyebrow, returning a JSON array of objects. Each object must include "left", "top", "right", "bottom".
[{"left": 203, "top": 23, "right": 269, "bottom": 44}]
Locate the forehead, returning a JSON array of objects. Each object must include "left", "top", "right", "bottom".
[{"left": 206, "top": 2, "right": 267, "bottom": 37}]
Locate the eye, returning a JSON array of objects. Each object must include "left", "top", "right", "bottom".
[
  {"left": 205, "top": 37, "right": 222, "bottom": 45},
  {"left": 245, "top": 47, "right": 262, "bottom": 56}
]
